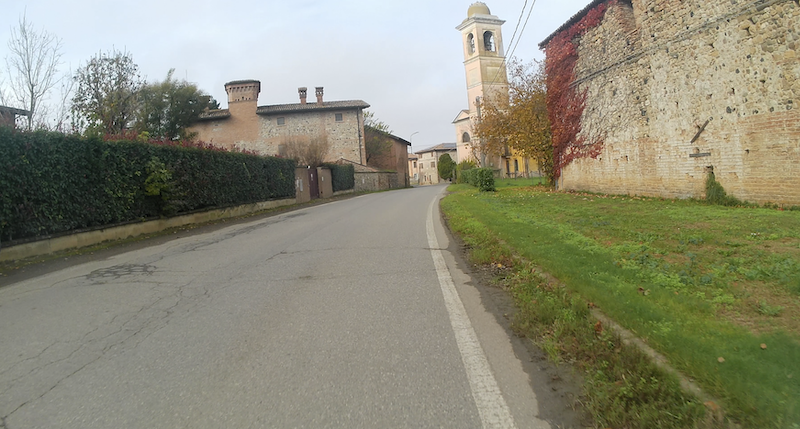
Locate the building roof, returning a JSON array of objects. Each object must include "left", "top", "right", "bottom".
[
  {"left": 366, "top": 126, "right": 411, "bottom": 146},
  {"left": 452, "top": 109, "right": 471, "bottom": 123},
  {"left": 408, "top": 153, "right": 418, "bottom": 160},
  {"left": 225, "top": 79, "right": 260, "bottom": 86},
  {"left": 256, "top": 100, "right": 370, "bottom": 115},
  {"left": 0, "top": 105, "right": 30, "bottom": 116},
  {"left": 416, "top": 143, "right": 457, "bottom": 154},
  {"left": 539, "top": 0, "right": 607, "bottom": 49},
  {"left": 196, "top": 109, "right": 232, "bottom": 121}
]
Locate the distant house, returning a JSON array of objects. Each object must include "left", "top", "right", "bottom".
[
  {"left": 364, "top": 127, "right": 412, "bottom": 188},
  {"left": 188, "top": 81, "right": 369, "bottom": 165},
  {"left": 0, "top": 106, "right": 29, "bottom": 129},
  {"left": 408, "top": 153, "right": 419, "bottom": 184},
  {"left": 415, "top": 143, "right": 457, "bottom": 185}
]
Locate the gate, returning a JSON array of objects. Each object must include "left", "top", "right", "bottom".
[{"left": 308, "top": 167, "right": 320, "bottom": 199}]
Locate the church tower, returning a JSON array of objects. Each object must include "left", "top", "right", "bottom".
[{"left": 454, "top": 2, "right": 508, "bottom": 165}]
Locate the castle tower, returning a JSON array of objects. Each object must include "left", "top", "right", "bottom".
[
  {"left": 454, "top": 2, "right": 508, "bottom": 165},
  {"left": 224, "top": 80, "right": 261, "bottom": 104}
]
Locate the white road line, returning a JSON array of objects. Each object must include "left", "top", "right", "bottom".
[{"left": 426, "top": 198, "right": 517, "bottom": 429}]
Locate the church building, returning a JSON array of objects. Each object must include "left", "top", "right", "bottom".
[{"left": 453, "top": 2, "right": 535, "bottom": 178}]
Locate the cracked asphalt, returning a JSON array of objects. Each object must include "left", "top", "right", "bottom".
[{"left": 0, "top": 185, "right": 583, "bottom": 428}]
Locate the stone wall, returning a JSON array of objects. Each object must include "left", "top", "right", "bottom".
[
  {"left": 354, "top": 172, "right": 401, "bottom": 192},
  {"left": 256, "top": 109, "right": 365, "bottom": 164},
  {"left": 555, "top": 0, "right": 800, "bottom": 204}
]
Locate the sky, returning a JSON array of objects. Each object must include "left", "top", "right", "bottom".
[{"left": 0, "top": 0, "right": 591, "bottom": 152}]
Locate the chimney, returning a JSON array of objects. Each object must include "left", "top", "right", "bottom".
[
  {"left": 315, "top": 87, "right": 324, "bottom": 104},
  {"left": 298, "top": 87, "right": 307, "bottom": 104}
]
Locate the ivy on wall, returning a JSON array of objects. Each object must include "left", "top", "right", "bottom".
[{"left": 544, "top": 1, "right": 610, "bottom": 181}]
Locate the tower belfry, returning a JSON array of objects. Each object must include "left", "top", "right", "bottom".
[
  {"left": 457, "top": 2, "right": 508, "bottom": 117},
  {"left": 453, "top": 2, "right": 508, "bottom": 166}
]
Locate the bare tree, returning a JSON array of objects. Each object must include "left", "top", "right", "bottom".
[
  {"left": 283, "top": 133, "right": 330, "bottom": 167},
  {"left": 4, "top": 13, "right": 63, "bottom": 130}
]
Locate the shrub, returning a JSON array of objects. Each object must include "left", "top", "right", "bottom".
[
  {"left": 475, "top": 168, "right": 496, "bottom": 192},
  {"left": 705, "top": 171, "right": 743, "bottom": 206},
  {"left": 459, "top": 167, "right": 495, "bottom": 192},
  {"left": 0, "top": 128, "right": 295, "bottom": 243},
  {"left": 323, "top": 163, "right": 355, "bottom": 192},
  {"left": 456, "top": 160, "right": 477, "bottom": 184}
]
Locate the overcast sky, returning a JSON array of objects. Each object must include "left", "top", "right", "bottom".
[{"left": 0, "top": 0, "right": 590, "bottom": 152}]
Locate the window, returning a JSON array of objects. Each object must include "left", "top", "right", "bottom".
[
  {"left": 462, "top": 132, "right": 471, "bottom": 143},
  {"left": 431, "top": 162, "right": 435, "bottom": 168},
  {"left": 483, "top": 31, "right": 495, "bottom": 52},
  {"left": 335, "top": 113, "right": 343, "bottom": 122},
  {"left": 514, "top": 159, "right": 519, "bottom": 172},
  {"left": 277, "top": 117, "right": 285, "bottom": 125},
  {"left": 413, "top": 161, "right": 417, "bottom": 168},
  {"left": 467, "top": 33, "right": 475, "bottom": 54}
]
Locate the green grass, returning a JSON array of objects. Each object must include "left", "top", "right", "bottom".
[{"left": 441, "top": 179, "right": 800, "bottom": 428}]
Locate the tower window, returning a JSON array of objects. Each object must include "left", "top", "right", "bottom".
[
  {"left": 462, "top": 132, "right": 471, "bottom": 143},
  {"left": 483, "top": 31, "right": 495, "bottom": 52},
  {"left": 335, "top": 113, "right": 343, "bottom": 122},
  {"left": 467, "top": 33, "right": 475, "bottom": 54}
]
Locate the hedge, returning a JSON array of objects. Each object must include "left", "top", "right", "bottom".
[
  {"left": 459, "top": 167, "right": 496, "bottom": 192},
  {"left": 323, "top": 163, "right": 355, "bottom": 192},
  {"left": 0, "top": 128, "right": 295, "bottom": 243}
]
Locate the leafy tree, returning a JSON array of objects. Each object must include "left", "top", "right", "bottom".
[
  {"left": 364, "top": 110, "right": 391, "bottom": 133},
  {"left": 72, "top": 49, "right": 144, "bottom": 136},
  {"left": 3, "top": 13, "right": 63, "bottom": 130},
  {"left": 136, "top": 69, "right": 217, "bottom": 140},
  {"left": 438, "top": 153, "right": 456, "bottom": 181},
  {"left": 475, "top": 59, "right": 553, "bottom": 183}
]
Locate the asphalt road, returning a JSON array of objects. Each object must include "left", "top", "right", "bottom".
[{"left": 0, "top": 185, "right": 579, "bottom": 429}]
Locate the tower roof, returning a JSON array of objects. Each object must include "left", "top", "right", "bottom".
[{"left": 467, "top": 2, "right": 491, "bottom": 17}]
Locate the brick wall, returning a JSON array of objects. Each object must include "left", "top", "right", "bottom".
[{"left": 552, "top": 0, "right": 800, "bottom": 204}]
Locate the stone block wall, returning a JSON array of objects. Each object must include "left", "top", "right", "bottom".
[
  {"left": 556, "top": 0, "right": 800, "bottom": 204},
  {"left": 257, "top": 110, "right": 365, "bottom": 164},
  {"left": 354, "top": 172, "right": 401, "bottom": 192}
]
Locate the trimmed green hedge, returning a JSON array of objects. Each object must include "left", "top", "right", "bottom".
[
  {"left": 324, "top": 163, "right": 355, "bottom": 192},
  {"left": 0, "top": 128, "right": 295, "bottom": 243},
  {"left": 459, "top": 167, "right": 496, "bottom": 192}
]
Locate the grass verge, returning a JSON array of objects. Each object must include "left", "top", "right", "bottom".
[{"left": 441, "top": 178, "right": 799, "bottom": 429}]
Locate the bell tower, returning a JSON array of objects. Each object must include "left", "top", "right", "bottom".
[
  {"left": 457, "top": 2, "right": 508, "bottom": 117},
  {"left": 454, "top": 2, "right": 508, "bottom": 165}
]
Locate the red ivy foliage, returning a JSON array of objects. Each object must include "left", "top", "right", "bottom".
[{"left": 544, "top": 1, "right": 609, "bottom": 180}]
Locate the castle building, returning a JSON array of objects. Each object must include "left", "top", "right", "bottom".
[
  {"left": 540, "top": 0, "right": 800, "bottom": 204},
  {"left": 189, "top": 81, "right": 369, "bottom": 165}
]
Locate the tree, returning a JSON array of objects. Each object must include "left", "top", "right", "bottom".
[
  {"left": 438, "top": 153, "right": 456, "bottom": 181},
  {"left": 136, "top": 69, "right": 217, "bottom": 140},
  {"left": 474, "top": 59, "right": 553, "bottom": 183},
  {"left": 283, "top": 133, "right": 330, "bottom": 167},
  {"left": 4, "top": 13, "right": 63, "bottom": 130},
  {"left": 72, "top": 49, "right": 144, "bottom": 136},
  {"left": 364, "top": 110, "right": 391, "bottom": 133}
]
